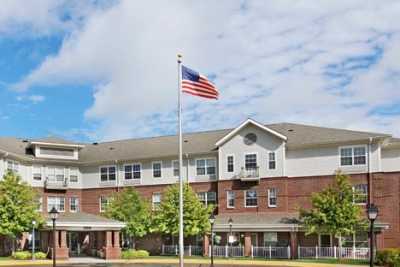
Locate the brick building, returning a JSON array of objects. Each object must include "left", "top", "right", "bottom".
[{"left": 0, "top": 118, "right": 399, "bottom": 259}]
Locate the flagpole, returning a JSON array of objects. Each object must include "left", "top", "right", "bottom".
[{"left": 177, "top": 54, "right": 184, "bottom": 267}]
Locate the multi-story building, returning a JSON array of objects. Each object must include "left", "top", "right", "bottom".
[{"left": 0, "top": 118, "right": 399, "bottom": 259}]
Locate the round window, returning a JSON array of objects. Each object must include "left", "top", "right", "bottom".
[{"left": 244, "top": 133, "right": 257, "bottom": 145}]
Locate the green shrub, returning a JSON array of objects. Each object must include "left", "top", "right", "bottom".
[
  {"left": 34, "top": 252, "right": 47, "bottom": 260},
  {"left": 376, "top": 248, "right": 400, "bottom": 266},
  {"left": 12, "top": 251, "right": 32, "bottom": 260},
  {"left": 121, "top": 249, "right": 150, "bottom": 259}
]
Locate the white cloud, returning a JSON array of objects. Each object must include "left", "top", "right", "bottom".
[
  {"left": 16, "top": 94, "right": 45, "bottom": 104},
  {"left": 10, "top": 0, "right": 400, "bottom": 140}
]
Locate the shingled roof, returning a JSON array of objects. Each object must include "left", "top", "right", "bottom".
[{"left": 0, "top": 122, "right": 392, "bottom": 164}]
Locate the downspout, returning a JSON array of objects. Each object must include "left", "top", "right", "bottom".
[
  {"left": 368, "top": 137, "right": 373, "bottom": 205},
  {"left": 115, "top": 159, "right": 120, "bottom": 192}
]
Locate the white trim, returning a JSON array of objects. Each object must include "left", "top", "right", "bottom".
[
  {"left": 99, "top": 165, "right": 117, "bottom": 183},
  {"left": 123, "top": 162, "right": 142, "bottom": 182},
  {"left": 99, "top": 196, "right": 110, "bottom": 213},
  {"left": 47, "top": 196, "right": 65, "bottom": 213},
  {"left": 152, "top": 192, "right": 161, "bottom": 210},
  {"left": 268, "top": 151, "right": 276, "bottom": 170},
  {"left": 226, "top": 190, "right": 235, "bottom": 208},
  {"left": 226, "top": 154, "right": 235, "bottom": 173},
  {"left": 172, "top": 160, "right": 180, "bottom": 177},
  {"left": 69, "top": 196, "right": 80, "bottom": 213},
  {"left": 244, "top": 189, "right": 258, "bottom": 208},
  {"left": 32, "top": 165, "right": 43, "bottom": 181},
  {"left": 267, "top": 188, "right": 277, "bottom": 208},
  {"left": 152, "top": 161, "right": 163, "bottom": 178},
  {"left": 195, "top": 157, "right": 217, "bottom": 176},
  {"left": 29, "top": 141, "right": 84, "bottom": 149},
  {"left": 338, "top": 145, "right": 368, "bottom": 167},
  {"left": 215, "top": 118, "right": 287, "bottom": 147},
  {"left": 244, "top": 152, "right": 258, "bottom": 170}
]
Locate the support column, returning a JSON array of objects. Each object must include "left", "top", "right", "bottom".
[
  {"left": 290, "top": 231, "right": 298, "bottom": 259},
  {"left": 103, "top": 231, "right": 121, "bottom": 259},
  {"left": 113, "top": 231, "right": 120, "bottom": 248},
  {"left": 244, "top": 232, "right": 252, "bottom": 257},
  {"left": 105, "top": 231, "right": 112, "bottom": 247},
  {"left": 57, "top": 230, "right": 69, "bottom": 259},
  {"left": 202, "top": 235, "right": 209, "bottom": 257}
]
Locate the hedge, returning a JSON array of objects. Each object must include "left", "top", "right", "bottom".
[
  {"left": 11, "top": 251, "right": 47, "bottom": 260},
  {"left": 376, "top": 248, "right": 400, "bottom": 267},
  {"left": 121, "top": 249, "right": 150, "bottom": 259}
]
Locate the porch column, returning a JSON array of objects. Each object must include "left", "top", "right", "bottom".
[
  {"left": 103, "top": 231, "right": 121, "bottom": 259},
  {"left": 60, "top": 231, "right": 67, "bottom": 248},
  {"left": 244, "top": 232, "right": 252, "bottom": 257},
  {"left": 202, "top": 234, "right": 209, "bottom": 257},
  {"left": 57, "top": 231, "right": 69, "bottom": 259},
  {"left": 113, "top": 231, "right": 120, "bottom": 248},
  {"left": 290, "top": 231, "right": 298, "bottom": 259},
  {"left": 105, "top": 231, "right": 112, "bottom": 247}
]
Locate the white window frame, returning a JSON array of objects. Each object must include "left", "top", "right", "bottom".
[
  {"left": 123, "top": 163, "right": 142, "bottom": 180},
  {"left": 37, "top": 197, "right": 43, "bottom": 212},
  {"left": 47, "top": 196, "right": 65, "bottom": 212},
  {"left": 69, "top": 196, "right": 79, "bottom": 212},
  {"left": 226, "top": 154, "right": 234, "bottom": 173},
  {"left": 352, "top": 184, "right": 368, "bottom": 205},
  {"left": 7, "top": 160, "right": 19, "bottom": 173},
  {"left": 195, "top": 158, "right": 217, "bottom": 176},
  {"left": 263, "top": 232, "right": 278, "bottom": 246},
  {"left": 197, "top": 191, "right": 217, "bottom": 207},
  {"left": 172, "top": 160, "right": 180, "bottom": 177},
  {"left": 152, "top": 161, "right": 163, "bottom": 178},
  {"left": 268, "top": 151, "right": 276, "bottom": 170},
  {"left": 99, "top": 196, "right": 110, "bottom": 213},
  {"left": 69, "top": 167, "right": 79, "bottom": 183},
  {"left": 244, "top": 152, "right": 258, "bottom": 170},
  {"left": 339, "top": 145, "right": 367, "bottom": 167},
  {"left": 268, "top": 188, "right": 277, "bottom": 208},
  {"left": 227, "top": 191, "right": 235, "bottom": 208},
  {"left": 32, "top": 165, "right": 42, "bottom": 181},
  {"left": 99, "top": 165, "right": 117, "bottom": 183},
  {"left": 244, "top": 189, "right": 258, "bottom": 208},
  {"left": 152, "top": 192, "right": 161, "bottom": 211}
]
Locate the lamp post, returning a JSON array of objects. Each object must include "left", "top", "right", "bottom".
[
  {"left": 209, "top": 214, "right": 216, "bottom": 267},
  {"left": 49, "top": 207, "right": 59, "bottom": 267},
  {"left": 228, "top": 217, "right": 233, "bottom": 258},
  {"left": 32, "top": 220, "right": 36, "bottom": 260},
  {"left": 367, "top": 203, "right": 378, "bottom": 267}
]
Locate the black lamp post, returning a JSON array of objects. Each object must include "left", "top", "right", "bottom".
[
  {"left": 49, "top": 207, "right": 59, "bottom": 267},
  {"left": 32, "top": 220, "right": 36, "bottom": 260},
  {"left": 228, "top": 218, "right": 233, "bottom": 257},
  {"left": 209, "top": 214, "right": 216, "bottom": 267},
  {"left": 367, "top": 203, "right": 378, "bottom": 267}
]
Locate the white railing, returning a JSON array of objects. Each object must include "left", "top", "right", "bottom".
[
  {"left": 44, "top": 177, "right": 68, "bottom": 189},
  {"left": 239, "top": 166, "right": 260, "bottom": 181},
  {"left": 209, "top": 245, "right": 244, "bottom": 257},
  {"left": 252, "top": 246, "right": 290, "bottom": 259},
  {"left": 298, "top": 246, "right": 369, "bottom": 260},
  {"left": 161, "top": 245, "right": 203, "bottom": 256}
]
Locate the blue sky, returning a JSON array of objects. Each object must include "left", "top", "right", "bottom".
[{"left": 1, "top": 0, "right": 400, "bottom": 142}]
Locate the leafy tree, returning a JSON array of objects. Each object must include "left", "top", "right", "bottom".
[
  {"left": 300, "top": 172, "right": 367, "bottom": 246},
  {"left": 153, "top": 183, "right": 213, "bottom": 238},
  {"left": 105, "top": 187, "right": 150, "bottom": 248},
  {"left": 0, "top": 171, "right": 44, "bottom": 252}
]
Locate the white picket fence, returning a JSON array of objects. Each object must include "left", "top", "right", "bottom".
[
  {"left": 298, "top": 246, "right": 369, "bottom": 260},
  {"left": 252, "top": 246, "right": 291, "bottom": 259},
  {"left": 210, "top": 245, "right": 245, "bottom": 257},
  {"left": 161, "top": 245, "right": 203, "bottom": 256}
]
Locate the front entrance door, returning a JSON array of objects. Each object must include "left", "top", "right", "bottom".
[{"left": 69, "top": 232, "right": 81, "bottom": 256}]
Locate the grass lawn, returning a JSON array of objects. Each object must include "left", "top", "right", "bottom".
[{"left": 0, "top": 257, "right": 10, "bottom": 261}]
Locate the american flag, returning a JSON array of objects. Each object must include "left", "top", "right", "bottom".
[{"left": 181, "top": 65, "right": 219, "bottom": 99}]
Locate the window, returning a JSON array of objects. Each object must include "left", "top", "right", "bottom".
[
  {"left": 264, "top": 232, "right": 278, "bottom": 246},
  {"left": 125, "top": 164, "right": 141, "bottom": 180},
  {"left": 245, "top": 154, "right": 257, "bottom": 170},
  {"left": 100, "top": 166, "right": 116, "bottom": 182},
  {"left": 37, "top": 197, "right": 43, "bottom": 212},
  {"left": 152, "top": 193, "right": 161, "bottom": 210},
  {"left": 245, "top": 190, "right": 258, "bottom": 207},
  {"left": 47, "top": 167, "right": 65, "bottom": 182},
  {"left": 99, "top": 196, "right": 110, "bottom": 212},
  {"left": 341, "top": 232, "right": 369, "bottom": 248},
  {"left": 268, "top": 188, "right": 277, "bottom": 207},
  {"left": 152, "top": 162, "right": 162, "bottom": 178},
  {"left": 70, "top": 197, "right": 79, "bottom": 212},
  {"left": 197, "top": 192, "right": 217, "bottom": 206},
  {"left": 172, "top": 160, "right": 179, "bottom": 177},
  {"left": 227, "top": 155, "right": 234, "bottom": 173},
  {"left": 32, "top": 165, "right": 42, "bottom": 181},
  {"left": 268, "top": 152, "right": 276, "bottom": 170},
  {"left": 47, "top": 196, "right": 65, "bottom": 212},
  {"left": 7, "top": 160, "right": 19, "bottom": 173},
  {"left": 196, "top": 158, "right": 216, "bottom": 175},
  {"left": 353, "top": 184, "right": 368, "bottom": 205},
  {"left": 340, "top": 146, "right": 367, "bottom": 166},
  {"left": 69, "top": 168, "right": 78, "bottom": 183},
  {"left": 227, "top": 191, "right": 235, "bottom": 208}
]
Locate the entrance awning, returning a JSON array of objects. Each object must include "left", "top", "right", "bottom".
[{"left": 45, "top": 212, "right": 125, "bottom": 231}]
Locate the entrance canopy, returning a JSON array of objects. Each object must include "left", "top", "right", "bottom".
[{"left": 45, "top": 212, "right": 125, "bottom": 231}]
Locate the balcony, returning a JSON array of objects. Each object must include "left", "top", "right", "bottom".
[
  {"left": 44, "top": 177, "right": 68, "bottom": 190},
  {"left": 238, "top": 166, "right": 260, "bottom": 182}
]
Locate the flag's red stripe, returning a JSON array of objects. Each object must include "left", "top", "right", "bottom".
[
  {"left": 182, "top": 88, "right": 218, "bottom": 99},
  {"left": 182, "top": 85, "right": 218, "bottom": 97},
  {"left": 182, "top": 80, "right": 217, "bottom": 92},
  {"left": 199, "top": 76, "right": 215, "bottom": 86}
]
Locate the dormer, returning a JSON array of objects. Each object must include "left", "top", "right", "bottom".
[{"left": 29, "top": 137, "right": 84, "bottom": 160}]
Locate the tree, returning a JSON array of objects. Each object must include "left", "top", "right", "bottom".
[
  {"left": 153, "top": 183, "right": 214, "bottom": 238},
  {"left": 0, "top": 171, "right": 44, "bottom": 252},
  {"left": 105, "top": 187, "right": 150, "bottom": 248},
  {"left": 300, "top": 172, "right": 367, "bottom": 246}
]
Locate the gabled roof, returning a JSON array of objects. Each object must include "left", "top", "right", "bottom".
[
  {"left": 29, "top": 136, "right": 85, "bottom": 149},
  {"left": 215, "top": 118, "right": 287, "bottom": 147}
]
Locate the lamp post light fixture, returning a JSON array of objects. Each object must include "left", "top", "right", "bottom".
[
  {"left": 49, "top": 207, "right": 59, "bottom": 267},
  {"left": 32, "top": 220, "right": 36, "bottom": 260},
  {"left": 367, "top": 203, "right": 378, "bottom": 267},
  {"left": 209, "top": 214, "right": 216, "bottom": 267},
  {"left": 228, "top": 217, "right": 233, "bottom": 258}
]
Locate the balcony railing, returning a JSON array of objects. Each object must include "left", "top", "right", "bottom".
[
  {"left": 238, "top": 166, "right": 260, "bottom": 181},
  {"left": 44, "top": 177, "right": 68, "bottom": 190}
]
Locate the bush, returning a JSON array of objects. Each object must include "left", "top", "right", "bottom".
[
  {"left": 34, "top": 251, "right": 47, "bottom": 260},
  {"left": 121, "top": 249, "right": 150, "bottom": 259},
  {"left": 12, "top": 251, "right": 32, "bottom": 260},
  {"left": 376, "top": 248, "right": 400, "bottom": 267}
]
